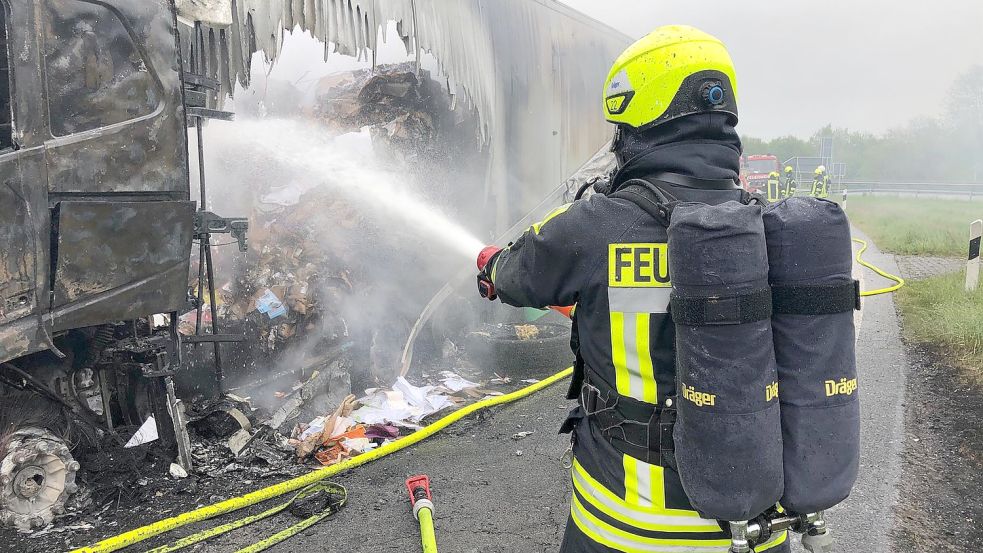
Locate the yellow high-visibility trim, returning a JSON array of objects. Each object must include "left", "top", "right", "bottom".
[
  {"left": 572, "top": 472, "right": 718, "bottom": 532},
  {"left": 624, "top": 455, "right": 665, "bottom": 510},
  {"left": 571, "top": 494, "right": 731, "bottom": 552},
  {"left": 572, "top": 492, "right": 789, "bottom": 553},
  {"left": 624, "top": 456, "right": 642, "bottom": 507},
  {"left": 530, "top": 203, "right": 572, "bottom": 234},
  {"left": 573, "top": 460, "right": 710, "bottom": 522},
  {"left": 635, "top": 313, "right": 657, "bottom": 403},
  {"left": 611, "top": 311, "right": 631, "bottom": 396}
]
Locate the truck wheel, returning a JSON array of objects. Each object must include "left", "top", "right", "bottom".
[
  {"left": 464, "top": 322, "right": 572, "bottom": 378},
  {"left": 0, "top": 428, "right": 78, "bottom": 532}
]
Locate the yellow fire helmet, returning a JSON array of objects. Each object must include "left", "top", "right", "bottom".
[
  {"left": 815, "top": 165, "right": 826, "bottom": 175},
  {"left": 603, "top": 25, "right": 738, "bottom": 130},
  {"left": 785, "top": 165, "right": 794, "bottom": 173},
  {"left": 769, "top": 171, "right": 780, "bottom": 178}
]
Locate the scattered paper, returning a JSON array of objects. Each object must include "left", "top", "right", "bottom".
[
  {"left": 125, "top": 416, "right": 159, "bottom": 448},
  {"left": 341, "top": 437, "right": 376, "bottom": 454},
  {"left": 512, "top": 431, "right": 535, "bottom": 440},
  {"left": 255, "top": 289, "right": 288, "bottom": 319},
  {"left": 352, "top": 377, "right": 454, "bottom": 427},
  {"left": 439, "top": 371, "right": 480, "bottom": 393}
]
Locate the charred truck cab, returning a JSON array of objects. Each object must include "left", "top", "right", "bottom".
[{"left": 0, "top": 1, "right": 215, "bottom": 531}]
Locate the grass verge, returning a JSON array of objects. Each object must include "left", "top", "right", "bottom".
[
  {"left": 896, "top": 271, "right": 983, "bottom": 384},
  {"left": 846, "top": 195, "right": 983, "bottom": 257}
]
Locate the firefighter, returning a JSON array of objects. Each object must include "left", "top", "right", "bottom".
[
  {"left": 811, "top": 165, "right": 830, "bottom": 198},
  {"left": 783, "top": 165, "right": 797, "bottom": 197},
  {"left": 767, "top": 170, "right": 782, "bottom": 202},
  {"left": 475, "top": 25, "right": 789, "bottom": 553}
]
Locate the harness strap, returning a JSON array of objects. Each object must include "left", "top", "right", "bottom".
[
  {"left": 772, "top": 280, "right": 861, "bottom": 314},
  {"left": 579, "top": 371, "right": 676, "bottom": 468},
  {"left": 670, "top": 288, "right": 773, "bottom": 326}
]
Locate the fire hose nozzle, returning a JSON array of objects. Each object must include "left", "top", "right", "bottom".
[
  {"left": 406, "top": 474, "right": 434, "bottom": 520},
  {"left": 406, "top": 474, "right": 438, "bottom": 553}
]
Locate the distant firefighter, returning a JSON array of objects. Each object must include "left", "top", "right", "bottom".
[
  {"left": 767, "top": 170, "right": 782, "bottom": 202},
  {"left": 811, "top": 165, "right": 830, "bottom": 198},
  {"left": 783, "top": 165, "right": 796, "bottom": 197}
]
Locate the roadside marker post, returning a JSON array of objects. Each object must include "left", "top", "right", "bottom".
[
  {"left": 842, "top": 188, "right": 848, "bottom": 209},
  {"left": 967, "top": 219, "right": 982, "bottom": 292}
]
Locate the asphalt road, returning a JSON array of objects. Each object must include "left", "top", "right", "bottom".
[{"left": 130, "top": 230, "right": 909, "bottom": 553}]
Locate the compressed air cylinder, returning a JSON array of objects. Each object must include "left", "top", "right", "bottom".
[
  {"left": 763, "top": 197, "right": 860, "bottom": 515},
  {"left": 668, "top": 201, "right": 784, "bottom": 522}
]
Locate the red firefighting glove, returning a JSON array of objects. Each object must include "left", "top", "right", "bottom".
[{"left": 476, "top": 245, "right": 503, "bottom": 300}]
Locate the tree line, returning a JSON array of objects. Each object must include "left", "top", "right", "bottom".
[{"left": 742, "top": 66, "right": 983, "bottom": 183}]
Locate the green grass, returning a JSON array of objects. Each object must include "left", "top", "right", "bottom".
[
  {"left": 896, "top": 271, "right": 983, "bottom": 383},
  {"left": 846, "top": 196, "right": 983, "bottom": 257}
]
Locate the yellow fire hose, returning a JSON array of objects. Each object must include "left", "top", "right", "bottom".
[
  {"left": 417, "top": 507, "right": 438, "bottom": 553},
  {"left": 853, "top": 238, "right": 906, "bottom": 296},
  {"left": 71, "top": 367, "right": 573, "bottom": 553},
  {"left": 143, "top": 481, "right": 347, "bottom": 553},
  {"left": 406, "top": 475, "right": 438, "bottom": 553}
]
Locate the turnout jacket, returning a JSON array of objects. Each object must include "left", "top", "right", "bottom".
[
  {"left": 490, "top": 174, "right": 791, "bottom": 553},
  {"left": 491, "top": 174, "right": 746, "bottom": 407}
]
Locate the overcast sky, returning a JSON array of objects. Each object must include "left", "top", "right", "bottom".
[{"left": 558, "top": 0, "right": 983, "bottom": 138}]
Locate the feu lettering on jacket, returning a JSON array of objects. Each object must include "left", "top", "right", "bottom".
[{"left": 608, "top": 243, "right": 671, "bottom": 287}]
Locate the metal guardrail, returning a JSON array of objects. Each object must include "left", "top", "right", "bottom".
[{"left": 837, "top": 181, "right": 983, "bottom": 199}]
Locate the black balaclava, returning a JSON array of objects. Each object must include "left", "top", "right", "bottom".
[{"left": 610, "top": 111, "right": 743, "bottom": 191}]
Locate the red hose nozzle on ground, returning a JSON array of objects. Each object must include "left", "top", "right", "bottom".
[
  {"left": 406, "top": 475, "right": 438, "bottom": 552},
  {"left": 406, "top": 475, "right": 433, "bottom": 507}
]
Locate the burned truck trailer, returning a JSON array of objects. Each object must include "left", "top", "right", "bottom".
[{"left": 0, "top": 0, "right": 218, "bottom": 531}]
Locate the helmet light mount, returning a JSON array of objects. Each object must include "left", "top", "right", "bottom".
[{"left": 701, "top": 80, "right": 726, "bottom": 106}]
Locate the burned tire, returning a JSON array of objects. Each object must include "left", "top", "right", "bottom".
[
  {"left": 0, "top": 428, "right": 78, "bottom": 532},
  {"left": 464, "top": 322, "right": 572, "bottom": 378}
]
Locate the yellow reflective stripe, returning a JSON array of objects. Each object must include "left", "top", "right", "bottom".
[
  {"left": 571, "top": 494, "right": 731, "bottom": 552},
  {"left": 530, "top": 203, "right": 572, "bottom": 234},
  {"left": 623, "top": 455, "right": 664, "bottom": 510},
  {"left": 611, "top": 311, "right": 632, "bottom": 396},
  {"left": 610, "top": 311, "right": 657, "bottom": 403},
  {"left": 490, "top": 255, "right": 499, "bottom": 283},
  {"left": 635, "top": 313, "right": 657, "bottom": 403},
  {"left": 624, "top": 456, "right": 643, "bottom": 507},
  {"left": 572, "top": 460, "right": 718, "bottom": 531}
]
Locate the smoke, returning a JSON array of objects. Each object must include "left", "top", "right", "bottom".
[
  {"left": 185, "top": 57, "right": 489, "bottom": 398},
  {"left": 219, "top": 120, "right": 484, "bottom": 259}
]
